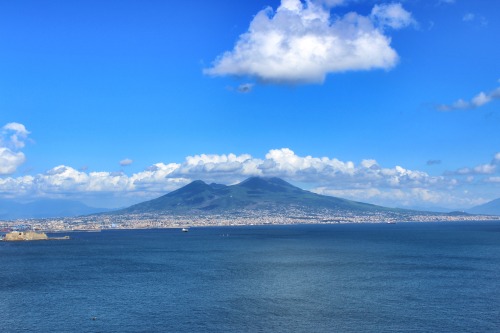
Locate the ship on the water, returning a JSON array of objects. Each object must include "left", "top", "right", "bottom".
[{"left": 1, "top": 231, "right": 70, "bottom": 241}]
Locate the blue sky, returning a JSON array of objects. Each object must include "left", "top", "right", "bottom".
[{"left": 1, "top": 0, "right": 499, "bottom": 210}]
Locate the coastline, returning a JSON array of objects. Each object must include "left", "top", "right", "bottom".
[{"left": 2, "top": 215, "right": 499, "bottom": 234}]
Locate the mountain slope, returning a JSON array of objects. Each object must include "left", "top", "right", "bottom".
[
  {"left": 467, "top": 198, "right": 500, "bottom": 216},
  {"left": 118, "top": 176, "right": 400, "bottom": 214},
  {"left": 0, "top": 199, "right": 110, "bottom": 220}
]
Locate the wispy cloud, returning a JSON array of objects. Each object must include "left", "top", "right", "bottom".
[
  {"left": 120, "top": 158, "right": 134, "bottom": 167},
  {"left": 427, "top": 159, "right": 441, "bottom": 166},
  {"left": 371, "top": 3, "right": 417, "bottom": 30},
  {"left": 485, "top": 176, "right": 500, "bottom": 183},
  {"left": 449, "top": 153, "right": 500, "bottom": 175},
  {"left": 237, "top": 83, "right": 254, "bottom": 93},
  {"left": 462, "top": 12, "right": 488, "bottom": 26},
  {"left": 437, "top": 85, "right": 500, "bottom": 111},
  {"left": 462, "top": 13, "right": 475, "bottom": 22},
  {"left": 204, "top": 0, "right": 415, "bottom": 84}
]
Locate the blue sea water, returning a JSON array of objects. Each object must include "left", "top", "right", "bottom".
[{"left": 1, "top": 222, "right": 500, "bottom": 333}]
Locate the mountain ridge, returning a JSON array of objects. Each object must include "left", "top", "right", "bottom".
[
  {"left": 116, "top": 176, "right": 405, "bottom": 215},
  {"left": 0, "top": 199, "right": 110, "bottom": 220},
  {"left": 467, "top": 198, "right": 500, "bottom": 216}
]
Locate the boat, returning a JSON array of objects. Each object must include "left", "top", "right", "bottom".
[{"left": 181, "top": 228, "right": 189, "bottom": 232}]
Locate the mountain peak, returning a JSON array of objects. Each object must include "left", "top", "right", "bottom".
[
  {"left": 116, "top": 176, "right": 392, "bottom": 214},
  {"left": 241, "top": 176, "right": 292, "bottom": 185},
  {"left": 467, "top": 197, "right": 500, "bottom": 216},
  {"left": 167, "top": 179, "right": 211, "bottom": 197},
  {"left": 237, "top": 176, "right": 303, "bottom": 193},
  {"left": 188, "top": 180, "right": 208, "bottom": 186},
  {"left": 181, "top": 179, "right": 208, "bottom": 189}
]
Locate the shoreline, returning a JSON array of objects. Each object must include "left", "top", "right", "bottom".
[
  {"left": 2, "top": 214, "right": 499, "bottom": 234},
  {"left": 35, "top": 218, "right": 500, "bottom": 233}
]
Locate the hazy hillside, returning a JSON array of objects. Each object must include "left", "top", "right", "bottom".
[
  {"left": 0, "top": 199, "right": 110, "bottom": 220},
  {"left": 467, "top": 198, "right": 500, "bottom": 216}
]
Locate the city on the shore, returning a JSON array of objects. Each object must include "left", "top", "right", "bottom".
[{"left": 2, "top": 208, "right": 499, "bottom": 233}]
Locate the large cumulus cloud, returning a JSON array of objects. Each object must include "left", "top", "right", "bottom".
[{"left": 204, "top": 0, "right": 415, "bottom": 84}]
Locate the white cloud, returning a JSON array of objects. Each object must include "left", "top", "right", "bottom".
[
  {"left": 484, "top": 177, "right": 500, "bottom": 183},
  {"left": 463, "top": 13, "right": 475, "bottom": 22},
  {"left": 204, "top": 0, "right": 414, "bottom": 84},
  {"left": 438, "top": 85, "right": 500, "bottom": 111},
  {"left": 237, "top": 83, "right": 254, "bottom": 93},
  {"left": 462, "top": 12, "right": 488, "bottom": 26},
  {"left": 0, "top": 122, "right": 31, "bottom": 175},
  {"left": 312, "top": 186, "right": 484, "bottom": 209},
  {"left": 171, "top": 153, "right": 261, "bottom": 183},
  {"left": 360, "top": 159, "right": 378, "bottom": 169},
  {"left": 474, "top": 164, "right": 496, "bottom": 174},
  {"left": 2, "top": 122, "right": 30, "bottom": 149},
  {"left": 457, "top": 164, "right": 497, "bottom": 175},
  {"left": 371, "top": 3, "right": 416, "bottom": 30},
  {"left": 0, "top": 148, "right": 26, "bottom": 175},
  {"left": 120, "top": 158, "right": 133, "bottom": 166},
  {"left": 0, "top": 148, "right": 447, "bottom": 202},
  {"left": 0, "top": 175, "right": 35, "bottom": 197},
  {"left": 130, "top": 162, "right": 185, "bottom": 192},
  {"left": 1, "top": 148, "right": 498, "bottom": 209},
  {"left": 471, "top": 92, "right": 492, "bottom": 106},
  {"left": 0, "top": 163, "right": 186, "bottom": 199},
  {"left": 317, "top": 0, "right": 346, "bottom": 7},
  {"left": 452, "top": 153, "right": 500, "bottom": 176}
]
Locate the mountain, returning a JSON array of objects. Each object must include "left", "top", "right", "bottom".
[
  {"left": 0, "top": 199, "right": 110, "bottom": 220},
  {"left": 467, "top": 198, "right": 500, "bottom": 216},
  {"left": 117, "top": 176, "right": 401, "bottom": 215}
]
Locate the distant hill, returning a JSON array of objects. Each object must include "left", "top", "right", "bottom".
[
  {"left": 116, "top": 176, "right": 405, "bottom": 215},
  {"left": 467, "top": 198, "right": 500, "bottom": 216},
  {"left": 0, "top": 199, "right": 110, "bottom": 220},
  {"left": 397, "top": 205, "right": 457, "bottom": 213}
]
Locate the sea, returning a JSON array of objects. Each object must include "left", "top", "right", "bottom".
[{"left": 1, "top": 222, "right": 500, "bottom": 333}]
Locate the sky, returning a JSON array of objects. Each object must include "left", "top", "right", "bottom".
[{"left": 0, "top": 0, "right": 499, "bottom": 210}]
